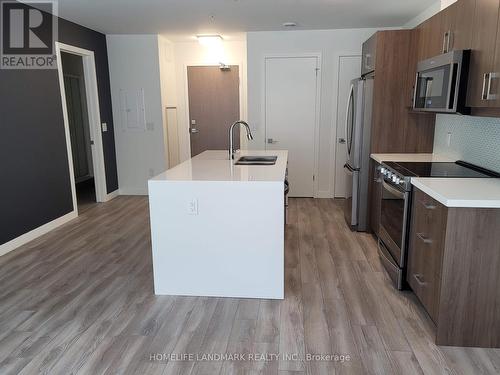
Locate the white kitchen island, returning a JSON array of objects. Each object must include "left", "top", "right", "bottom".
[{"left": 148, "top": 150, "right": 288, "bottom": 299}]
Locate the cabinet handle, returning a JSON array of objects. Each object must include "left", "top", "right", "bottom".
[
  {"left": 447, "top": 31, "right": 453, "bottom": 52},
  {"left": 482, "top": 73, "right": 489, "bottom": 100},
  {"left": 417, "top": 233, "right": 433, "bottom": 244},
  {"left": 442, "top": 31, "right": 452, "bottom": 53},
  {"left": 486, "top": 72, "right": 499, "bottom": 100},
  {"left": 442, "top": 31, "right": 448, "bottom": 53},
  {"left": 419, "top": 200, "right": 436, "bottom": 210},
  {"left": 414, "top": 274, "right": 426, "bottom": 285}
]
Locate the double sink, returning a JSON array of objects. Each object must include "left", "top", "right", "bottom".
[{"left": 235, "top": 156, "right": 277, "bottom": 166}]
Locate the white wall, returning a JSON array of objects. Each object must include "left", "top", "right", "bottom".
[
  {"left": 247, "top": 29, "right": 378, "bottom": 198},
  {"left": 158, "top": 36, "right": 178, "bottom": 167},
  {"left": 404, "top": 1, "right": 441, "bottom": 28},
  {"left": 172, "top": 39, "right": 247, "bottom": 162},
  {"left": 107, "top": 34, "right": 168, "bottom": 195},
  {"left": 404, "top": 0, "right": 457, "bottom": 28},
  {"left": 441, "top": 0, "right": 458, "bottom": 10}
]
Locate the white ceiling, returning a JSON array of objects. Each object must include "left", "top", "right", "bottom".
[{"left": 56, "top": 0, "right": 437, "bottom": 40}]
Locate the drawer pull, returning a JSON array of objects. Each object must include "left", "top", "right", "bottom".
[
  {"left": 414, "top": 274, "right": 426, "bottom": 285},
  {"left": 417, "top": 233, "right": 433, "bottom": 244},
  {"left": 419, "top": 200, "right": 436, "bottom": 210}
]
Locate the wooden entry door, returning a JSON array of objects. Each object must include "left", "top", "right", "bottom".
[{"left": 187, "top": 66, "right": 240, "bottom": 157}]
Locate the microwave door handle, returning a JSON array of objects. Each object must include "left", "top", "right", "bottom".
[
  {"left": 412, "top": 73, "right": 418, "bottom": 109},
  {"left": 446, "top": 63, "right": 457, "bottom": 110}
]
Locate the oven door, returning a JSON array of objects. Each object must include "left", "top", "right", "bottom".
[{"left": 379, "top": 180, "right": 410, "bottom": 268}]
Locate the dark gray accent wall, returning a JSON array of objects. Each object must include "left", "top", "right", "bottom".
[{"left": 0, "top": 3, "right": 118, "bottom": 245}]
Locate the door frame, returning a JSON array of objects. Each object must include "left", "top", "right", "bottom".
[
  {"left": 55, "top": 42, "right": 108, "bottom": 213},
  {"left": 263, "top": 53, "right": 322, "bottom": 197},
  {"left": 183, "top": 62, "right": 246, "bottom": 158}
]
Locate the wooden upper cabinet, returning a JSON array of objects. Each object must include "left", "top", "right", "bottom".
[
  {"left": 440, "top": 0, "right": 475, "bottom": 52},
  {"left": 440, "top": 2, "right": 457, "bottom": 53},
  {"left": 418, "top": 12, "right": 443, "bottom": 60},
  {"left": 466, "top": 0, "right": 500, "bottom": 108},
  {"left": 450, "top": 0, "right": 476, "bottom": 50}
]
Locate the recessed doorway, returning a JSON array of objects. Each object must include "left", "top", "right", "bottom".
[
  {"left": 56, "top": 42, "right": 108, "bottom": 215},
  {"left": 187, "top": 65, "right": 240, "bottom": 157}
]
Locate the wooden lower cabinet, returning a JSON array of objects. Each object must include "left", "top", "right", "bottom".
[{"left": 407, "top": 187, "right": 500, "bottom": 348}]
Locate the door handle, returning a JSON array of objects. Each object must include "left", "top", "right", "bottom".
[
  {"left": 414, "top": 274, "right": 426, "bottom": 285},
  {"left": 416, "top": 233, "right": 433, "bottom": 244},
  {"left": 267, "top": 138, "right": 278, "bottom": 144},
  {"left": 338, "top": 138, "right": 346, "bottom": 144}
]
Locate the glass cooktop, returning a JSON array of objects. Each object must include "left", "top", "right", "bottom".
[{"left": 383, "top": 161, "right": 498, "bottom": 178}]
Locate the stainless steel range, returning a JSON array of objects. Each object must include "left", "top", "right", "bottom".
[{"left": 377, "top": 160, "right": 499, "bottom": 289}]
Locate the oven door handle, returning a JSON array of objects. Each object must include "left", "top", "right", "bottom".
[{"left": 382, "top": 180, "right": 405, "bottom": 199}]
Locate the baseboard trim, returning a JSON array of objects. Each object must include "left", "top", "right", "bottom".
[
  {"left": 104, "top": 189, "right": 120, "bottom": 202},
  {"left": 316, "top": 190, "right": 334, "bottom": 199},
  {"left": 0, "top": 210, "right": 78, "bottom": 257},
  {"left": 119, "top": 188, "right": 148, "bottom": 196}
]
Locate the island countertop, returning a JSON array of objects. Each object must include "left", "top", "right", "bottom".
[{"left": 150, "top": 150, "right": 288, "bottom": 182}]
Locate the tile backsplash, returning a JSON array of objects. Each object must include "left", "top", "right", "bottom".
[{"left": 434, "top": 114, "right": 500, "bottom": 173}]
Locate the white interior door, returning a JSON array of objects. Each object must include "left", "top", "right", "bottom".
[
  {"left": 265, "top": 56, "right": 318, "bottom": 197},
  {"left": 335, "top": 55, "right": 362, "bottom": 198}
]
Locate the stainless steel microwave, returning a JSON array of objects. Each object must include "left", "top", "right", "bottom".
[{"left": 413, "top": 50, "right": 470, "bottom": 114}]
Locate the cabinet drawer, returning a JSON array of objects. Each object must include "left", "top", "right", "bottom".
[{"left": 407, "top": 188, "right": 448, "bottom": 323}]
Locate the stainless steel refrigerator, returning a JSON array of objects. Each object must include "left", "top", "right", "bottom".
[{"left": 343, "top": 76, "right": 373, "bottom": 232}]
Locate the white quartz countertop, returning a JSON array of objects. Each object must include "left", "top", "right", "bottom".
[
  {"left": 411, "top": 177, "right": 500, "bottom": 208},
  {"left": 370, "top": 153, "right": 455, "bottom": 164},
  {"left": 150, "top": 150, "right": 288, "bottom": 182}
]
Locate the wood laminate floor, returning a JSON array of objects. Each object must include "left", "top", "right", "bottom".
[{"left": 0, "top": 197, "right": 499, "bottom": 375}]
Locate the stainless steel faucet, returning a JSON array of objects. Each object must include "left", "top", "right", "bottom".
[{"left": 229, "top": 121, "right": 253, "bottom": 159}]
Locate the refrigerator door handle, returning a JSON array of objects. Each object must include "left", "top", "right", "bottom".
[
  {"left": 343, "top": 163, "right": 359, "bottom": 172},
  {"left": 344, "top": 83, "right": 354, "bottom": 161}
]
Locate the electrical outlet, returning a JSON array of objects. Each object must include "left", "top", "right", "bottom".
[
  {"left": 101, "top": 122, "right": 108, "bottom": 132},
  {"left": 187, "top": 199, "right": 198, "bottom": 215},
  {"left": 446, "top": 132, "right": 452, "bottom": 147}
]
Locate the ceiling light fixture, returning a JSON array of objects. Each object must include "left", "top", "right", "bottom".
[{"left": 197, "top": 35, "right": 223, "bottom": 46}]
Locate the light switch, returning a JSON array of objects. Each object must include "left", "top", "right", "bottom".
[{"left": 102, "top": 122, "right": 108, "bottom": 132}]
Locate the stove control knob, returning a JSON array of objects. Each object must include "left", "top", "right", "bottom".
[
  {"left": 392, "top": 175, "right": 397, "bottom": 183},
  {"left": 380, "top": 167, "right": 386, "bottom": 174},
  {"left": 386, "top": 171, "right": 392, "bottom": 178},
  {"left": 395, "top": 177, "right": 401, "bottom": 184},
  {"left": 400, "top": 180, "right": 405, "bottom": 186}
]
